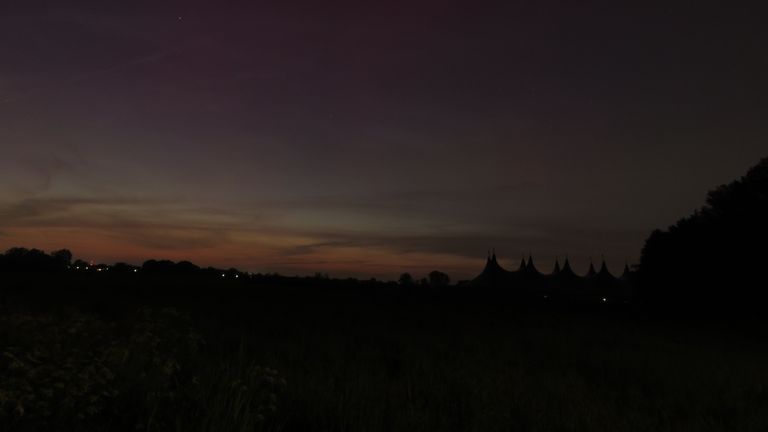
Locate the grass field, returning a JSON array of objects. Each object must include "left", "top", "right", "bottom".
[{"left": 2, "top": 274, "right": 768, "bottom": 431}]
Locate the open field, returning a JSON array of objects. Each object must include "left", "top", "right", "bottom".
[{"left": 2, "top": 273, "right": 768, "bottom": 431}]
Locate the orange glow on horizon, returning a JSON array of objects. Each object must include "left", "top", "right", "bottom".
[{"left": 0, "top": 226, "right": 481, "bottom": 281}]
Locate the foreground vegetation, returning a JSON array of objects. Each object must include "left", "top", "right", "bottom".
[{"left": 2, "top": 273, "right": 768, "bottom": 431}]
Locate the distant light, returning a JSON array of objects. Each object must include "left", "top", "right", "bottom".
[
  {"left": 222, "top": 273, "right": 226, "bottom": 278},
  {"left": 543, "top": 295, "right": 549, "bottom": 299},
  {"left": 76, "top": 267, "right": 80, "bottom": 270},
  {"left": 97, "top": 268, "right": 102, "bottom": 272},
  {"left": 235, "top": 274, "right": 239, "bottom": 279},
  {"left": 601, "top": 297, "right": 607, "bottom": 303},
  {"left": 133, "top": 269, "right": 138, "bottom": 273}
]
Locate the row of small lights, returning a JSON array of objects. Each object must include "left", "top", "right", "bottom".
[
  {"left": 72, "top": 266, "right": 139, "bottom": 273},
  {"left": 72, "top": 266, "right": 243, "bottom": 277}
]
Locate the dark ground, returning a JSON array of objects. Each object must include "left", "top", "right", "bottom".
[{"left": 2, "top": 272, "right": 768, "bottom": 432}]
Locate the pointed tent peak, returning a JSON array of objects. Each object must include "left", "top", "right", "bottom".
[
  {"left": 479, "top": 250, "right": 510, "bottom": 278},
  {"left": 491, "top": 248, "right": 497, "bottom": 263},
  {"left": 599, "top": 256, "right": 609, "bottom": 274},
  {"left": 558, "top": 255, "right": 577, "bottom": 278},
  {"left": 586, "top": 258, "right": 597, "bottom": 277},
  {"left": 621, "top": 261, "right": 632, "bottom": 279},
  {"left": 482, "top": 252, "right": 492, "bottom": 272},
  {"left": 553, "top": 257, "right": 561, "bottom": 274},
  {"left": 518, "top": 254, "right": 527, "bottom": 271},
  {"left": 562, "top": 256, "right": 572, "bottom": 271},
  {"left": 598, "top": 257, "right": 614, "bottom": 279},
  {"left": 525, "top": 254, "right": 540, "bottom": 274}
]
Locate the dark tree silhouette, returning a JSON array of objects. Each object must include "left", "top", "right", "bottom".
[
  {"left": 398, "top": 272, "right": 414, "bottom": 286},
  {"left": 176, "top": 261, "right": 201, "bottom": 274},
  {"left": 639, "top": 157, "right": 768, "bottom": 311},
  {"left": 141, "top": 260, "right": 209, "bottom": 276},
  {"left": 52, "top": 249, "right": 73, "bottom": 267},
  {"left": 428, "top": 271, "right": 451, "bottom": 287},
  {"left": 142, "top": 260, "right": 176, "bottom": 273}
]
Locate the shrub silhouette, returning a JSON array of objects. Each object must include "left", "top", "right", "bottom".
[{"left": 639, "top": 157, "right": 768, "bottom": 311}]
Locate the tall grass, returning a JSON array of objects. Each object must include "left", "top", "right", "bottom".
[
  {"left": 226, "top": 300, "right": 768, "bottom": 432},
  {"left": 2, "top": 280, "right": 768, "bottom": 431}
]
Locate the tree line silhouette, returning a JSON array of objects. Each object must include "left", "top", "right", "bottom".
[
  {"left": 2, "top": 157, "right": 766, "bottom": 313},
  {"left": 638, "top": 157, "right": 768, "bottom": 312},
  {"left": 0, "top": 248, "right": 73, "bottom": 273}
]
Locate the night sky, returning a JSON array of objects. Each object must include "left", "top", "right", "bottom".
[{"left": 1, "top": 1, "right": 766, "bottom": 280}]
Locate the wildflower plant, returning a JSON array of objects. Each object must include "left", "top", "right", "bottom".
[
  {"left": 0, "top": 307, "right": 284, "bottom": 432},
  {"left": 0, "top": 312, "right": 119, "bottom": 431}
]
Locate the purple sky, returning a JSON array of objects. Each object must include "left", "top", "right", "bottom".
[{"left": 1, "top": 1, "right": 766, "bottom": 280}]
